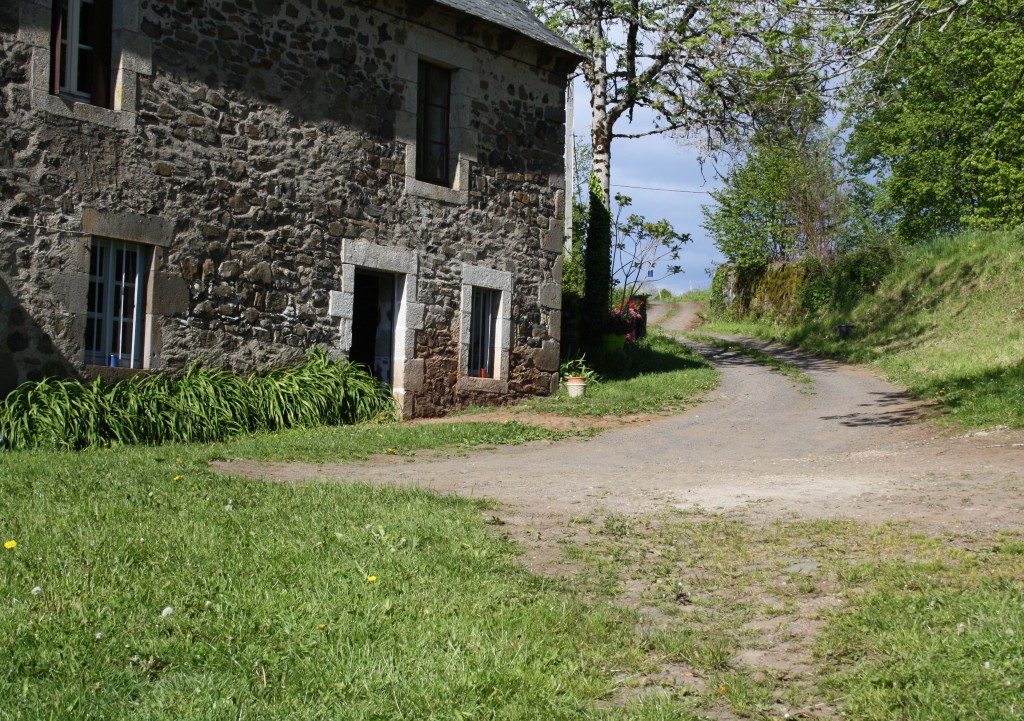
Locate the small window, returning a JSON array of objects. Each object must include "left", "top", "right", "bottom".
[
  {"left": 51, "top": 0, "right": 113, "bottom": 108},
  {"left": 85, "top": 238, "right": 149, "bottom": 368},
  {"left": 468, "top": 287, "right": 499, "bottom": 378},
  {"left": 416, "top": 61, "right": 452, "bottom": 186}
]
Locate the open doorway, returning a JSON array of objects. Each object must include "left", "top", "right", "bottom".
[{"left": 349, "top": 270, "right": 399, "bottom": 385}]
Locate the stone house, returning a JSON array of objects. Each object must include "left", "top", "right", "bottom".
[{"left": 0, "top": 0, "right": 580, "bottom": 417}]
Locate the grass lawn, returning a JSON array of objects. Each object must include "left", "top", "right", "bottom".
[
  {"left": 0, "top": 430, "right": 684, "bottom": 721},
  {"left": 9, "top": 436, "right": 1020, "bottom": 721},
  {"left": 0, "top": 325, "right": 724, "bottom": 719}
]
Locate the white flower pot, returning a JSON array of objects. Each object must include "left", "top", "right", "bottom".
[{"left": 566, "top": 376, "right": 587, "bottom": 398}]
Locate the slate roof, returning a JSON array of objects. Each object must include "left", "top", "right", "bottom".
[{"left": 433, "top": 0, "right": 583, "bottom": 57}]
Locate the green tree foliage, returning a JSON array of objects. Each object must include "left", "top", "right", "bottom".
[
  {"left": 702, "top": 136, "right": 848, "bottom": 270},
  {"left": 846, "top": 5, "right": 1024, "bottom": 241}
]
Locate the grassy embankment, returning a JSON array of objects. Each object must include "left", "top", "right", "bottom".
[{"left": 703, "top": 229, "right": 1024, "bottom": 428}]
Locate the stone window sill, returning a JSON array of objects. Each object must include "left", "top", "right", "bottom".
[
  {"left": 33, "top": 91, "right": 136, "bottom": 130},
  {"left": 405, "top": 176, "right": 468, "bottom": 205},
  {"left": 458, "top": 375, "right": 508, "bottom": 394}
]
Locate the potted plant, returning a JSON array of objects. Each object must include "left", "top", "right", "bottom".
[
  {"left": 560, "top": 356, "right": 599, "bottom": 399},
  {"left": 602, "top": 304, "right": 640, "bottom": 350}
]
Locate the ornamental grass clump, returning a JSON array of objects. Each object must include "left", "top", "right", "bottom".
[{"left": 0, "top": 349, "right": 395, "bottom": 450}]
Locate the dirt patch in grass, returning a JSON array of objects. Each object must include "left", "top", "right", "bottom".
[{"left": 411, "top": 409, "right": 664, "bottom": 432}]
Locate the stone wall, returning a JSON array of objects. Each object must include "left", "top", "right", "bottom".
[{"left": 0, "top": 0, "right": 577, "bottom": 416}]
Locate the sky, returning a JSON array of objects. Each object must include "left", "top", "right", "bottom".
[{"left": 570, "top": 78, "right": 725, "bottom": 293}]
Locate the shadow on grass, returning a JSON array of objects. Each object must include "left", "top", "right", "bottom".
[
  {"left": 912, "top": 359, "right": 1024, "bottom": 427},
  {"left": 589, "top": 334, "right": 712, "bottom": 381}
]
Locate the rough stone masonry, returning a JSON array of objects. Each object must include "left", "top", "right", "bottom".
[{"left": 0, "top": 0, "right": 581, "bottom": 417}]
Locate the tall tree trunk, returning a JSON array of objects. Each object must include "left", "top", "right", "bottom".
[
  {"left": 581, "top": 14, "right": 613, "bottom": 344},
  {"left": 589, "top": 73, "right": 610, "bottom": 205}
]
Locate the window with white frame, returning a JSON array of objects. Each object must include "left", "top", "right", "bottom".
[
  {"left": 85, "top": 238, "right": 149, "bottom": 368},
  {"left": 52, "top": 0, "right": 114, "bottom": 107},
  {"left": 468, "top": 287, "right": 500, "bottom": 378},
  {"left": 459, "top": 264, "right": 511, "bottom": 391}
]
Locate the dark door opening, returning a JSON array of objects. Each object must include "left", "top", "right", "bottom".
[{"left": 349, "top": 270, "right": 398, "bottom": 385}]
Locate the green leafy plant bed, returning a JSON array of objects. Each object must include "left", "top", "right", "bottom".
[{"left": 0, "top": 350, "right": 396, "bottom": 450}]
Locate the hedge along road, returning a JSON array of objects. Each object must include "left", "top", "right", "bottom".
[{"left": 215, "top": 302, "right": 1024, "bottom": 549}]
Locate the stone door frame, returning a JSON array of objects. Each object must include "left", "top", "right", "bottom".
[{"left": 329, "top": 240, "right": 425, "bottom": 417}]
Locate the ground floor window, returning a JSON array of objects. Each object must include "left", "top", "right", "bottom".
[
  {"left": 459, "top": 264, "right": 511, "bottom": 391},
  {"left": 469, "top": 286, "right": 500, "bottom": 378},
  {"left": 85, "top": 237, "right": 149, "bottom": 368}
]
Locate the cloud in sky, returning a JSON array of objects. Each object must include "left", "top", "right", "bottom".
[{"left": 569, "top": 79, "right": 726, "bottom": 291}]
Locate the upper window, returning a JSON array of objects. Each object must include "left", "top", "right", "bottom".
[
  {"left": 51, "top": 0, "right": 113, "bottom": 108},
  {"left": 416, "top": 61, "right": 452, "bottom": 186},
  {"left": 468, "top": 287, "right": 500, "bottom": 379},
  {"left": 86, "top": 238, "right": 149, "bottom": 368}
]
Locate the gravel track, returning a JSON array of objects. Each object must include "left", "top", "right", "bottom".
[{"left": 216, "top": 303, "right": 1024, "bottom": 538}]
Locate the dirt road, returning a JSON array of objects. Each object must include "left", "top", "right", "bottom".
[{"left": 217, "top": 302, "right": 1024, "bottom": 538}]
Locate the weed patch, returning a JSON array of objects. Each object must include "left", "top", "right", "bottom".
[{"left": 550, "top": 511, "right": 1024, "bottom": 719}]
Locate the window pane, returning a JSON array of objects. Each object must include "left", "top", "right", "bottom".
[
  {"left": 121, "top": 285, "right": 135, "bottom": 317},
  {"left": 426, "top": 107, "right": 447, "bottom": 143},
  {"left": 59, "top": 2, "right": 69, "bottom": 90},
  {"left": 86, "top": 239, "right": 148, "bottom": 368},
  {"left": 84, "top": 317, "right": 97, "bottom": 353},
  {"left": 87, "top": 279, "right": 99, "bottom": 313},
  {"left": 78, "top": 0, "right": 94, "bottom": 46},
  {"left": 123, "top": 248, "right": 136, "bottom": 277},
  {"left": 89, "top": 244, "right": 102, "bottom": 275},
  {"left": 77, "top": 47, "right": 93, "bottom": 95},
  {"left": 417, "top": 61, "right": 452, "bottom": 186},
  {"left": 425, "top": 66, "right": 450, "bottom": 108},
  {"left": 469, "top": 287, "right": 498, "bottom": 378},
  {"left": 120, "top": 320, "right": 133, "bottom": 355},
  {"left": 423, "top": 143, "right": 446, "bottom": 182}
]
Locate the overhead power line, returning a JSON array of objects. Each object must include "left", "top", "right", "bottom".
[{"left": 614, "top": 184, "right": 712, "bottom": 195}]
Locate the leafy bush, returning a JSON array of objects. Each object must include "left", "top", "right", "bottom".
[
  {"left": 0, "top": 350, "right": 396, "bottom": 450},
  {"left": 801, "top": 241, "right": 901, "bottom": 315}
]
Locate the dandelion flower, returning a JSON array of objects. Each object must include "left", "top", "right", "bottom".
[
  {"left": 367, "top": 576, "right": 378, "bottom": 583},
  {"left": 385, "top": 448, "right": 397, "bottom": 454},
  {"left": 172, "top": 475, "right": 183, "bottom": 481},
  {"left": 3, "top": 540, "right": 15, "bottom": 549}
]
